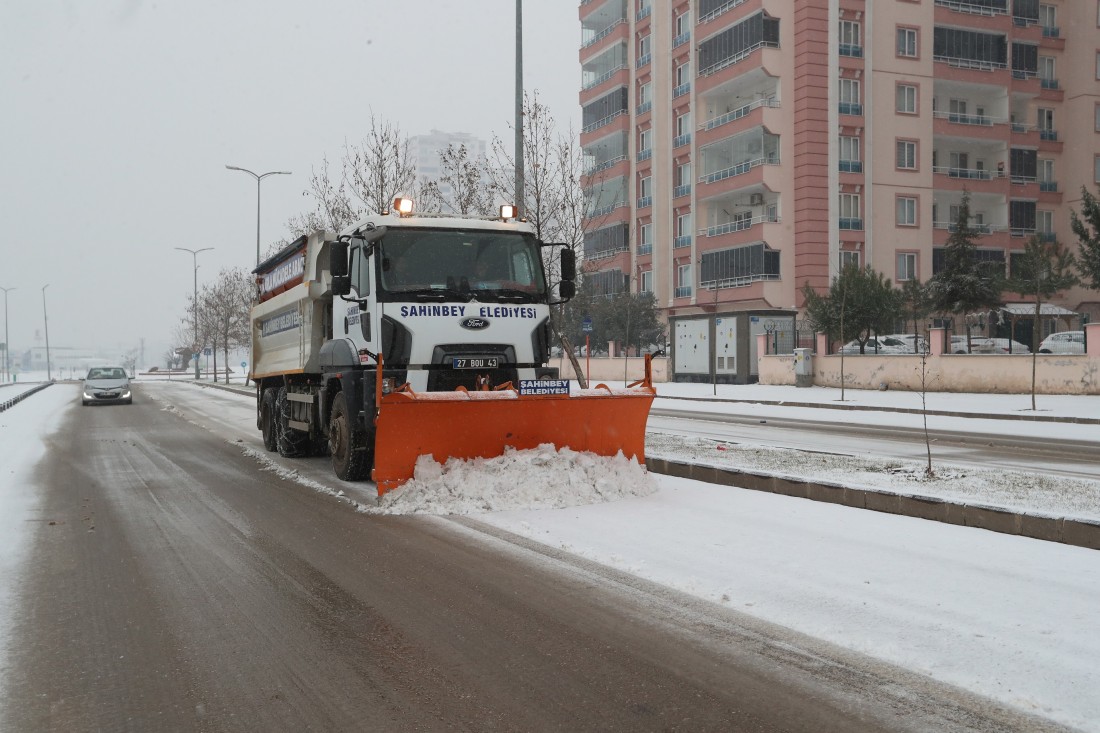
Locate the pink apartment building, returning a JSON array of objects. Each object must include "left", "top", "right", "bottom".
[{"left": 579, "top": 0, "right": 1100, "bottom": 382}]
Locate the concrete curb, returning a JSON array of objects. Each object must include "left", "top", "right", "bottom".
[
  {"left": 657, "top": 395, "right": 1100, "bottom": 425},
  {"left": 0, "top": 382, "right": 53, "bottom": 413},
  {"left": 646, "top": 457, "right": 1100, "bottom": 552}
]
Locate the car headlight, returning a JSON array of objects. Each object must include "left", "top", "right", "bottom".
[{"left": 83, "top": 391, "right": 94, "bottom": 399}]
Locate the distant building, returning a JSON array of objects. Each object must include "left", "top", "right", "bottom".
[{"left": 410, "top": 130, "right": 488, "bottom": 201}]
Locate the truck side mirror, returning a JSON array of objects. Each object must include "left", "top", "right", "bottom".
[
  {"left": 560, "top": 249, "right": 576, "bottom": 282},
  {"left": 329, "top": 240, "right": 349, "bottom": 277},
  {"left": 559, "top": 281, "right": 576, "bottom": 300}
]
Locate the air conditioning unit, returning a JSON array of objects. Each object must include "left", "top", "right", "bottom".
[{"left": 749, "top": 193, "right": 764, "bottom": 206}]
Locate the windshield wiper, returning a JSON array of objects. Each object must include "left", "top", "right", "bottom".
[
  {"left": 402, "top": 288, "right": 471, "bottom": 302},
  {"left": 486, "top": 288, "right": 540, "bottom": 303}
]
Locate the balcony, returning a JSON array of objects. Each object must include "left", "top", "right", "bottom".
[
  {"left": 1042, "top": 26, "right": 1059, "bottom": 37},
  {"left": 699, "top": 0, "right": 751, "bottom": 25},
  {"left": 637, "top": 196, "right": 652, "bottom": 209},
  {"left": 582, "top": 109, "right": 627, "bottom": 134},
  {"left": 1039, "top": 181, "right": 1058, "bottom": 193},
  {"left": 674, "top": 235, "right": 692, "bottom": 249},
  {"left": 583, "top": 65, "right": 627, "bottom": 91},
  {"left": 839, "top": 218, "right": 864, "bottom": 230},
  {"left": 637, "top": 148, "right": 652, "bottom": 162},
  {"left": 934, "top": 111, "right": 994, "bottom": 127},
  {"left": 935, "top": 166, "right": 995, "bottom": 180},
  {"left": 674, "top": 184, "right": 692, "bottom": 198},
  {"left": 699, "top": 40, "right": 779, "bottom": 77},
  {"left": 636, "top": 53, "right": 651, "bottom": 69},
  {"left": 673, "top": 33, "right": 690, "bottom": 49},
  {"left": 673, "top": 83, "right": 691, "bottom": 98},
  {"left": 636, "top": 101, "right": 652, "bottom": 116},
  {"left": 839, "top": 44, "right": 863, "bottom": 58},
  {"left": 701, "top": 156, "right": 776, "bottom": 184},
  {"left": 582, "top": 19, "right": 626, "bottom": 50},
  {"left": 636, "top": 5, "right": 651, "bottom": 21},
  {"left": 1039, "top": 129, "right": 1058, "bottom": 141},
  {"left": 702, "top": 214, "right": 776, "bottom": 238},
  {"left": 934, "top": 0, "right": 1007, "bottom": 16},
  {"left": 839, "top": 160, "right": 863, "bottom": 173},
  {"left": 1040, "top": 78, "right": 1059, "bottom": 90},
  {"left": 584, "top": 155, "right": 627, "bottom": 177},
  {"left": 839, "top": 102, "right": 863, "bottom": 116},
  {"left": 674, "top": 286, "right": 693, "bottom": 298},
  {"left": 637, "top": 243, "right": 652, "bottom": 255},
  {"left": 673, "top": 133, "right": 692, "bottom": 148},
  {"left": 701, "top": 99, "right": 780, "bottom": 132}
]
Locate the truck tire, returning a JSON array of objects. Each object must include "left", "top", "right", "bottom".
[
  {"left": 275, "top": 386, "right": 309, "bottom": 458},
  {"left": 329, "top": 392, "right": 372, "bottom": 481},
  {"left": 260, "top": 388, "right": 278, "bottom": 452}
]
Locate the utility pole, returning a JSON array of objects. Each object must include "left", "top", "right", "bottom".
[
  {"left": 514, "top": 0, "right": 524, "bottom": 218},
  {"left": 175, "top": 247, "right": 214, "bottom": 379},
  {"left": 0, "top": 286, "right": 13, "bottom": 383},
  {"left": 41, "top": 285, "right": 51, "bottom": 381}
]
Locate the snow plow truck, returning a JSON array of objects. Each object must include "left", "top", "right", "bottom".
[{"left": 249, "top": 199, "right": 655, "bottom": 495}]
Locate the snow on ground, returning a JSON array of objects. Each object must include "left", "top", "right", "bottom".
[{"left": 4, "top": 378, "right": 1100, "bottom": 729}]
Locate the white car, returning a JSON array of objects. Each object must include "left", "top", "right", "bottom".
[
  {"left": 838, "top": 337, "right": 910, "bottom": 355},
  {"left": 1038, "top": 331, "right": 1085, "bottom": 354},
  {"left": 949, "top": 335, "right": 996, "bottom": 354},
  {"left": 985, "top": 338, "right": 1031, "bottom": 354},
  {"left": 881, "top": 334, "right": 929, "bottom": 353}
]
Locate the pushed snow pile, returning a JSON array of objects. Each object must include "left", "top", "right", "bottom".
[{"left": 367, "top": 444, "right": 657, "bottom": 516}]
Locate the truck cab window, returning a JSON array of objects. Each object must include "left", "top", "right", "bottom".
[{"left": 350, "top": 245, "right": 370, "bottom": 297}]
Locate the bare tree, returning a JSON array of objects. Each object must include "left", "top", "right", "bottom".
[
  {"left": 200, "top": 268, "right": 254, "bottom": 384},
  {"left": 285, "top": 155, "right": 357, "bottom": 238},
  {"left": 344, "top": 112, "right": 419, "bottom": 216},
  {"left": 420, "top": 144, "right": 494, "bottom": 216}
]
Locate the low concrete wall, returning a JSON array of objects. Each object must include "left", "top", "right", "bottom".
[
  {"left": 552, "top": 356, "right": 670, "bottom": 383},
  {"left": 759, "top": 352, "right": 1100, "bottom": 394}
]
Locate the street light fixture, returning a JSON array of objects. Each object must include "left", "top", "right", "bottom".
[
  {"left": 175, "top": 247, "right": 214, "bottom": 380},
  {"left": 1, "top": 286, "right": 14, "bottom": 383},
  {"left": 225, "top": 165, "right": 292, "bottom": 266},
  {"left": 41, "top": 285, "right": 51, "bottom": 381}
]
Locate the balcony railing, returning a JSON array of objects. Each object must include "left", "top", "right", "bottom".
[
  {"left": 674, "top": 235, "right": 692, "bottom": 249},
  {"left": 838, "top": 217, "right": 864, "bottom": 230},
  {"left": 839, "top": 160, "right": 863, "bottom": 173},
  {"left": 933, "top": 166, "right": 995, "bottom": 180},
  {"left": 582, "top": 19, "right": 626, "bottom": 49},
  {"left": 637, "top": 148, "right": 652, "bottom": 162},
  {"left": 701, "top": 98, "right": 780, "bottom": 131},
  {"left": 1010, "top": 226, "right": 1037, "bottom": 237},
  {"left": 636, "top": 53, "right": 651, "bottom": 69},
  {"left": 700, "top": 156, "right": 776, "bottom": 184},
  {"left": 1012, "top": 122, "right": 1035, "bottom": 134},
  {"left": 1040, "top": 129, "right": 1058, "bottom": 141},
  {"left": 674, "top": 286, "right": 693, "bottom": 298},
  {"left": 935, "top": 111, "right": 994, "bottom": 126},
  {"left": 587, "top": 202, "right": 626, "bottom": 218},
  {"left": 699, "top": 0, "right": 750, "bottom": 24},
  {"left": 636, "top": 5, "right": 651, "bottom": 21},
  {"left": 701, "top": 272, "right": 781, "bottom": 290},
  {"left": 1012, "top": 69, "right": 1038, "bottom": 80},
  {"left": 839, "top": 44, "right": 863, "bottom": 58},
  {"left": 934, "top": 55, "right": 1007, "bottom": 72},
  {"left": 1039, "top": 181, "right": 1058, "bottom": 192},
  {"left": 934, "top": 0, "right": 1006, "bottom": 16},
  {"left": 674, "top": 184, "right": 692, "bottom": 198},
  {"left": 934, "top": 221, "right": 998, "bottom": 234},
  {"left": 582, "top": 109, "right": 627, "bottom": 134},
  {"left": 1042, "top": 26, "right": 1060, "bottom": 37},
  {"left": 1041, "top": 78, "right": 1059, "bottom": 90},
  {"left": 702, "top": 214, "right": 776, "bottom": 237},
  {"left": 839, "top": 101, "right": 863, "bottom": 116},
  {"left": 583, "top": 155, "right": 626, "bottom": 176},
  {"left": 637, "top": 196, "right": 652, "bottom": 208},
  {"left": 673, "top": 133, "right": 692, "bottom": 148},
  {"left": 673, "top": 82, "right": 691, "bottom": 98},
  {"left": 637, "top": 243, "right": 652, "bottom": 255},
  {"left": 700, "top": 40, "right": 778, "bottom": 76},
  {"left": 673, "top": 32, "right": 690, "bottom": 49},
  {"left": 636, "top": 101, "right": 652, "bottom": 116},
  {"left": 583, "top": 65, "right": 627, "bottom": 90}
]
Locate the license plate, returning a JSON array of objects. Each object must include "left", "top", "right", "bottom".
[{"left": 452, "top": 356, "right": 500, "bottom": 369}]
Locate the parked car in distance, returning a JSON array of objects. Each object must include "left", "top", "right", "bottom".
[
  {"left": 82, "top": 366, "right": 133, "bottom": 405},
  {"left": 949, "top": 335, "right": 996, "bottom": 354},
  {"left": 1038, "top": 330, "right": 1085, "bottom": 354},
  {"left": 838, "top": 337, "right": 910, "bottom": 355},
  {"left": 985, "top": 338, "right": 1031, "bottom": 354},
  {"left": 881, "top": 334, "right": 929, "bottom": 353}
]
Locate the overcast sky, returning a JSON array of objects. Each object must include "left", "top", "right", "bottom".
[{"left": 0, "top": 1, "right": 580, "bottom": 367}]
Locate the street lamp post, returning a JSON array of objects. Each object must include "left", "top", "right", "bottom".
[
  {"left": 225, "top": 166, "right": 291, "bottom": 267},
  {"left": 1, "top": 286, "right": 13, "bottom": 383},
  {"left": 41, "top": 285, "right": 51, "bottom": 381},
  {"left": 175, "top": 247, "right": 214, "bottom": 380}
]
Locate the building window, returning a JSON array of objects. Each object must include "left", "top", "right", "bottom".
[
  {"left": 639, "top": 34, "right": 651, "bottom": 59},
  {"left": 676, "top": 263, "right": 693, "bottom": 294},
  {"left": 896, "top": 252, "right": 917, "bottom": 281},
  {"left": 839, "top": 78, "right": 861, "bottom": 115},
  {"left": 675, "top": 61, "right": 690, "bottom": 87},
  {"left": 840, "top": 20, "right": 861, "bottom": 55},
  {"left": 640, "top": 269, "right": 653, "bottom": 293},
  {"left": 1095, "top": 103, "right": 1100, "bottom": 132},
  {"left": 676, "top": 112, "right": 691, "bottom": 137},
  {"left": 1039, "top": 4, "right": 1056, "bottom": 29},
  {"left": 896, "top": 140, "right": 918, "bottom": 170},
  {"left": 675, "top": 11, "right": 691, "bottom": 38},
  {"left": 1095, "top": 155, "right": 1100, "bottom": 183},
  {"left": 1038, "top": 210, "right": 1054, "bottom": 234},
  {"left": 639, "top": 128, "right": 651, "bottom": 154},
  {"left": 639, "top": 223, "right": 652, "bottom": 253},
  {"left": 897, "top": 27, "right": 918, "bottom": 58},
  {"left": 639, "top": 176, "right": 651, "bottom": 198},
  {"left": 839, "top": 135, "right": 860, "bottom": 161},
  {"left": 896, "top": 196, "right": 917, "bottom": 226},
  {"left": 839, "top": 193, "right": 862, "bottom": 229},
  {"left": 639, "top": 81, "right": 651, "bottom": 106},
  {"left": 839, "top": 250, "right": 860, "bottom": 270},
  {"left": 896, "top": 83, "right": 917, "bottom": 114}
]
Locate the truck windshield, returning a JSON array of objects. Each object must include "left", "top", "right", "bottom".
[{"left": 377, "top": 228, "right": 547, "bottom": 302}]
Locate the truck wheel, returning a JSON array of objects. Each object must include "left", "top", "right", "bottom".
[
  {"left": 329, "top": 392, "right": 372, "bottom": 481},
  {"left": 260, "top": 389, "right": 278, "bottom": 452},
  {"left": 275, "top": 386, "right": 309, "bottom": 458}
]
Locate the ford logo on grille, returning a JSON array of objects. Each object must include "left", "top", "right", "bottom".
[{"left": 461, "top": 317, "right": 489, "bottom": 330}]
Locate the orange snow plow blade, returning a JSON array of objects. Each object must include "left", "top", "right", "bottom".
[{"left": 371, "top": 357, "right": 656, "bottom": 495}]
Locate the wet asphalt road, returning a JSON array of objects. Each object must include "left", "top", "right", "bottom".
[{"left": 1, "top": 383, "right": 1071, "bottom": 732}]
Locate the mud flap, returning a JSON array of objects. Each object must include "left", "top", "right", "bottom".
[{"left": 371, "top": 360, "right": 656, "bottom": 495}]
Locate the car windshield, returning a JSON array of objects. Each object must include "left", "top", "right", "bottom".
[
  {"left": 87, "top": 368, "right": 126, "bottom": 380},
  {"left": 377, "top": 228, "right": 547, "bottom": 303}
]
